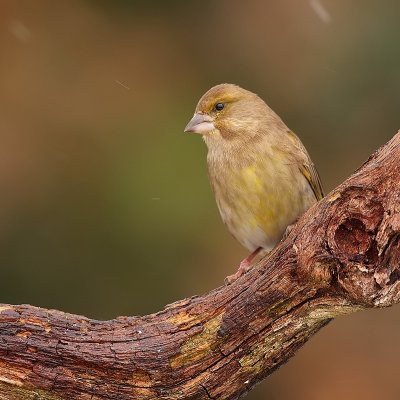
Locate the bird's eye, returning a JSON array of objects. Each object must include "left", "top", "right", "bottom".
[{"left": 215, "top": 102, "right": 224, "bottom": 111}]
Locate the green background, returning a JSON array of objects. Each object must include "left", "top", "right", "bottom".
[{"left": 1, "top": 1, "right": 400, "bottom": 399}]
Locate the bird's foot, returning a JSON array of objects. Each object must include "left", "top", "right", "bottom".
[
  {"left": 225, "top": 259, "right": 252, "bottom": 285},
  {"left": 225, "top": 247, "right": 263, "bottom": 285}
]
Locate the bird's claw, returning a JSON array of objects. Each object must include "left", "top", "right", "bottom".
[{"left": 225, "top": 259, "right": 252, "bottom": 285}]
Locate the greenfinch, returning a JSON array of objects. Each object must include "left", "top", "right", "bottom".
[{"left": 184, "top": 84, "right": 323, "bottom": 283}]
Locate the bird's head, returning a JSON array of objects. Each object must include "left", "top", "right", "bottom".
[{"left": 184, "top": 83, "right": 275, "bottom": 148}]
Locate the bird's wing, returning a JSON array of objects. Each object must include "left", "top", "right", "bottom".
[{"left": 286, "top": 131, "right": 324, "bottom": 201}]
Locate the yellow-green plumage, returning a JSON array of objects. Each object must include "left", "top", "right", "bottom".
[{"left": 185, "top": 83, "right": 323, "bottom": 257}]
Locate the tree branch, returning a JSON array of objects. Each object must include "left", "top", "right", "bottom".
[{"left": 1, "top": 132, "right": 400, "bottom": 400}]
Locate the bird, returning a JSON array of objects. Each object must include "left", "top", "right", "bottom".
[{"left": 184, "top": 84, "right": 324, "bottom": 284}]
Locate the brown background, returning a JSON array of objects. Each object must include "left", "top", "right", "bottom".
[{"left": 1, "top": 1, "right": 400, "bottom": 399}]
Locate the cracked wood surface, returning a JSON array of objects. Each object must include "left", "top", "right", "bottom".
[{"left": 1, "top": 132, "right": 400, "bottom": 400}]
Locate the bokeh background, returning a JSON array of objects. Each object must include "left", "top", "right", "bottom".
[{"left": 1, "top": 1, "right": 400, "bottom": 399}]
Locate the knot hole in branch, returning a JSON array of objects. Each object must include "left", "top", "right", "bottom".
[
  {"left": 325, "top": 195, "right": 387, "bottom": 305},
  {"left": 334, "top": 218, "right": 379, "bottom": 266}
]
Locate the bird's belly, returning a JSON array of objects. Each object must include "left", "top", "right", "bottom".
[
  {"left": 218, "top": 202, "right": 274, "bottom": 251},
  {"left": 216, "top": 194, "right": 289, "bottom": 251},
  {"left": 213, "top": 164, "right": 316, "bottom": 252}
]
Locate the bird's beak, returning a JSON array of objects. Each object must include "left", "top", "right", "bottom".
[{"left": 184, "top": 113, "right": 215, "bottom": 134}]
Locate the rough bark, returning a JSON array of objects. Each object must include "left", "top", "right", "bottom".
[{"left": 1, "top": 132, "right": 400, "bottom": 400}]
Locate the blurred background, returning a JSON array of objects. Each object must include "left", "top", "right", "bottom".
[{"left": 1, "top": 1, "right": 400, "bottom": 399}]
